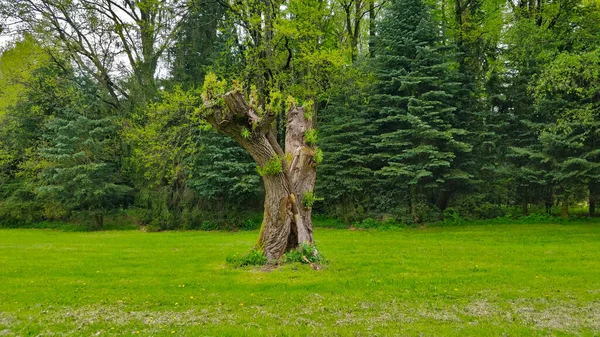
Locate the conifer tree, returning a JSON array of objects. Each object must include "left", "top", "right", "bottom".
[
  {"left": 374, "top": 0, "right": 471, "bottom": 223},
  {"left": 372, "top": 0, "right": 471, "bottom": 223},
  {"left": 37, "top": 79, "right": 131, "bottom": 228},
  {"left": 316, "top": 78, "right": 375, "bottom": 221}
]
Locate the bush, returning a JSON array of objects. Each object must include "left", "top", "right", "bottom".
[
  {"left": 354, "top": 218, "right": 380, "bottom": 229},
  {"left": 449, "top": 194, "right": 506, "bottom": 220},
  {"left": 200, "top": 220, "right": 219, "bottom": 231},
  {"left": 240, "top": 218, "right": 260, "bottom": 230},
  {"left": 442, "top": 207, "right": 464, "bottom": 226},
  {"left": 283, "top": 243, "right": 324, "bottom": 264},
  {"left": 226, "top": 249, "right": 268, "bottom": 268}
]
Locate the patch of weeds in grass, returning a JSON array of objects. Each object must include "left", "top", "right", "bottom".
[{"left": 226, "top": 248, "right": 267, "bottom": 268}]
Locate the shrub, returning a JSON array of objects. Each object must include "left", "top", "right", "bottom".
[
  {"left": 449, "top": 194, "right": 506, "bottom": 220},
  {"left": 226, "top": 249, "right": 268, "bottom": 268},
  {"left": 442, "top": 207, "right": 464, "bottom": 226},
  {"left": 354, "top": 218, "right": 380, "bottom": 229},
  {"left": 283, "top": 243, "right": 324, "bottom": 264},
  {"left": 240, "top": 219, "right": 260, "bottom": 230},
  {"left": 200, "top": 220, "right": 219, "bottom": 231}
]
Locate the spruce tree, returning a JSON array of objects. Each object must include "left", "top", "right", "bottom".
[
  {"left": 372, "top": 0, "right": 471, "bottom": 223},
  {"left": 37, "top": 79, "right": 131, "bottom": 228},
  {"left": 187, "top": 129, "right": 262, "bottom": 211},
  {"left": 316, "top": 81, "right": 375, "bottom": 222}
]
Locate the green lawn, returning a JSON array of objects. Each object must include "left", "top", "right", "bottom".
[{"left": 1, "top": 224, "right": 599, "bottom": 336}]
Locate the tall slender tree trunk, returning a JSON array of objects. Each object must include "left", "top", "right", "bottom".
[
  {"left": 519, "top": 186, "right": 528, "bottom": 215},
  {"left": 561, "top": 195, "right": 569, "bottom": 219},
  {"left": 589, "top": 182, "right": 598, "bottom": 216},
  {"left": 410, "top": 184, "right": 422, "bottom": 225},
  {"left": 368, "top": 0, "right": 376, "bottom": 57},
  {"left": 94, "top": 213, "right": 104, "bottom": 229},
  {"left": 203, "top": 90, "right": 317, "bottom": 261}
]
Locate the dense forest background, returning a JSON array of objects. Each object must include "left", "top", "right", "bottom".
[{"left": 0, "top": 0, "right": 599, "bottom": 230}]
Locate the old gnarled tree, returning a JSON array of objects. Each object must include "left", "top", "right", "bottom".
[{"left": 202, "top": 76, "right": 319, "bottom": 261}]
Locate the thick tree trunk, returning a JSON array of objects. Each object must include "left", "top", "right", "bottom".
[
  {"left": 436, "top": 189, "right": 451, "bottom": 211},
  {"left": 203, "top": 89, "right": 317, "bottom": 261}
]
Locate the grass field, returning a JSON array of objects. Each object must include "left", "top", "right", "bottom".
[{"left": 1, "top": 224, "right": 599, "bottom": 336}]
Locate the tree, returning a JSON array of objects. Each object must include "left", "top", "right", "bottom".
[
  {"left": 502, "top": 0, "right": 600, "bottom": 215},
  {"left": 38, "top": 78, "right": 132, "bottom": 227},
  {"left": 0, "top": 39, "right": 65, "bottom": 224},
  {"left": 124, "top": 86, "right": 261, "bottom": 229},
  {"left": 194, "top": 0, "right": 353, "bottom": 261},
  {"left": 169, "top": 0, "right": 227, "bottom": 89},
  {"left": 372, "top": 0, "right": 471, "bottom": 223},
  {"left": 335, "top": 0, "right": 386, "bottom": 62},
  {"left": 168, "top": 1, "right": 262, "bottom": 222},
  {"left": 201, "top": 76, "right": 319, "bottom": 260},
  {"left": 1, "top": 0, "right": 188, "bottom": 107},
  {"left": 533, "top": 49, "right": 600, "bottom": 217},
  {"left": 316, "top": 73, "right": 375, "bottom": 221},
  {"left": 0, "top": 36, "right": 51, "bottom": 180}
]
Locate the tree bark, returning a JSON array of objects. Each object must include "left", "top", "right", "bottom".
[
  {"left": 589, "top": 182, "right": 598, "bottom": 217},
  {"left": 436, "top": 189, "right": 451, "bottom": 211},
  {"left": 94, "top": 213, "right": 104, "bottom": 229},
  {"left": 519, "top": 186, "right": 528, "bottom": 216},
  {"left": 561, "top": 195, "right": 569, "bottom": 219},
  {"left": 368, "top": 0, "right": 376, "bottom": 58},
  {"left": 409, "top": 184, "right": 422, "bottom": 225},
  {"left": 202, "top": 90, "right": 316, "bottom": 261}
]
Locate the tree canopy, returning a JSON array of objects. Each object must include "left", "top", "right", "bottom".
[{"left": 1, "top": 0, "right": 600, "bottom": 253}]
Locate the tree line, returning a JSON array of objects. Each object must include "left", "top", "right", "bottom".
[{"left": 0, "top": 0, "right": 599, "bottom": 232}]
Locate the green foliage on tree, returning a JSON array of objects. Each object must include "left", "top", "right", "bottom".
[
  {"left": 36, "top": 75, "right": 132, "bottom": 228},
  {"left": 2, "top": 0, "right": 600, "bottom": 229},
  {"left": 38, "top": 110, "right": 132, "bottom": 228},
  {"left": 316, "top": 74, "right": 376, "bottom": 221},
  {"left": 371, "top": 0, "right": 471, "bottom": 223},
  {"left": 532, "top": 49, "right": 600, "bottom": 216}
]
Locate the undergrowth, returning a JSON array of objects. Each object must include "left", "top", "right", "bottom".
[
  {"left": 225, "top": 249, "right": 268, "bottom": 268},
  {"left": 283, "top": 243, "right": 324, "bottom": 264},
  {"left": 226, "top": 243, "right": 325, "bottom": 269}
]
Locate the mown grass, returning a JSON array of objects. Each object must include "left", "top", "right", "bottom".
[{"left": 1, "top": 223, "right": 599, "bottom": 336}]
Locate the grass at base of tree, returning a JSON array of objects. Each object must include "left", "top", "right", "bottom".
[{"left": 1, "top": 223, "right": 599, "bottom": 336}]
